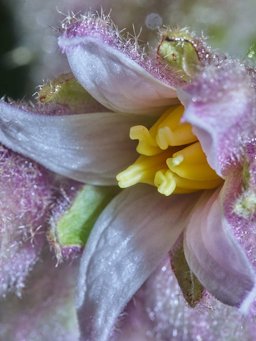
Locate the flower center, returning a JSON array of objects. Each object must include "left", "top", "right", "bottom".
[{"left": 116, "top": 105, "right": 223, "bottom": 196}]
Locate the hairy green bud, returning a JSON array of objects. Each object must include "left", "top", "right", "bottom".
[
  {"left": 38, "top": 73, "right": 95, "bottom": 111},
  {"left": 158, "top": 29, "right": 200, "bottom": 80}
]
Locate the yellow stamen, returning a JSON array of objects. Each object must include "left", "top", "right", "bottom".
[
  {"left": 116, "top": 105, "right": 223, "bottom": 195},
  {"left": 154, "top": 169, "right": 177, "bottom": 196},
  {"left": 153, "top": 168, "right": 222, "bottom": 197},
  {"left": 166, "top": 157, "right": 219, "bottom": 181},
  {"left": 172, "top": 142, "right": 207, "bottom": 163},
  {"left": 117, "top": 151, "right": 171, "bottom": 188},
  {"left": 130, "top": 126, "right": 160, "bottom": 156},
  {"left": 173, "top": 173, "right": 223, "bottom": 190},
  {"left": 156, "top": 123, "right": 197, "bottom": 149},
  {"left": 129, "top": 106, "right": 187, "bottom": 156}
]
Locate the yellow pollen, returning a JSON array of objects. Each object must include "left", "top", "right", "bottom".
[{"left": 116, "top": 105, "right": 223, "bottom": 196}]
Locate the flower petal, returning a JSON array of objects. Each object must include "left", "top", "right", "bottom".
[
  {"left": 77, "top": 185, "right": 200, "bottom": 341},
  {"left": 221, "top": 168, "right": 256, "bottom": 284},
  {"left": 180, "top": 61, "right": 256, "bottom": 176},
  {"left": 184, "top": 189, "right": 256, "bottom": 309},
  {"left": 0, "top": 252, "right": 80, "bottom": 341},
  {"left": 0, "top": 101, "right": 153, "bottom": 184},
  {"left": 59, "top": 30, "right": 178, "bottom": 114}
]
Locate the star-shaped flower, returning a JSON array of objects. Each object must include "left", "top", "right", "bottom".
[{"left": 0, "top": 13, "right": 256, "bottom": 341}]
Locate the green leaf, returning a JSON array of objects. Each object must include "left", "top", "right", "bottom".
[{"left": 170, "top": 244, "right": 204, "bottom": 307}]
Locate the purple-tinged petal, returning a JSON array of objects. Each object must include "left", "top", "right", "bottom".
[
  {"left": 217, "top": 164, "right": 256, "bottom": 313},
  {"left": 184, "top": 188, "right": 256, "bottom": 310},
  {"left": 204, "top": 167, "right": 256, "bottom": 313},
  {"left": 179, "top": 60, "right": 256, "bottom": 176},
  {"left": 143, "top": 259, "right": 256, "bottom": 341},
  {"left": 247, "top": 144, "right": 256, "bottom": 187},
  {"left": 221, "top": 169, "right": 256, "bottom": 276},
  {"left": 0, "top": 145, "right": 53, "bottom": 296},
  {"left": 0, "top": 101, "right": 154, "bottom": 185},
  {"left": 59, "top": 15, "right": 179, "bottom": 114},
  {"left": 77, "top": 185, "right": 201, "bottom": 341},
  {"left": 0, "top": 252, "right": 80, "bottom": 341}
]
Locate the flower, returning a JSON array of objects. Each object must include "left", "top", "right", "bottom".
[{"left": 0, "top": 12, "right": 256, "bottom": 341}]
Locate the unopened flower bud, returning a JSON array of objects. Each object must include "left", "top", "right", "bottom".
[
  {"left": 37, "top": 73, "right": 103, "bottom": 113},
  {"left": 158, "top": 29, "right": 200, "bottom": 80}
]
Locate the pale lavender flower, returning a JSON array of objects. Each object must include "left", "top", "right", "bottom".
[{"left": 0, "top": 12, "right": 256, "bottom": 341}]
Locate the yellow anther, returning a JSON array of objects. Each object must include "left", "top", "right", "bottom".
[
  {"left": 154, "top": 169, "right": 177, "bottom": 196},
  {"left": 167, "top": 157, "right": 220, "bottom": 181},
  {"left": 116, "top": 165, "right": 141, "bottom": 188},
  {"left": 130, "top": 126, "right": 161, "bottom": 156},
  {"left": 172, "top": 142, "right": 207, "bottom": 163},
  {"left": 156, "top": 123, "right": 197, "bottom": 149},
  {"left": 129, "top": 105, "right": 185, "bottom": 156},
  {"left": 117, "top": 152, "right": 170, "bottom": 188},
  {"left": 173, "top": 173, "right": 223, "bottom": 190},
  {"left": 152, "top": 105, "right": 184, "bottom": 132},
  {"left": 116, "top": 105, "right": 223, "bottom": 195},
  {"left": 159, "top": 105, "right": 184, "bottom": 128}
]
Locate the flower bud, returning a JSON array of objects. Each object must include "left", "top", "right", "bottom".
[
  {"left": 37, "top": 73, "right": 104, "bottom": 113},
  {"left": 158, "top": 29, "right": 200, "bottom": 80}
]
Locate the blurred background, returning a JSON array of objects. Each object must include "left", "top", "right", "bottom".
[{"left": 1, "top": 0, "right": 256, "bottom": 99}]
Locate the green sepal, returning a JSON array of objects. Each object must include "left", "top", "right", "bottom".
[
  {"left": 53, "top": 185, "right": 119, "bottom": 248},
  {"left": 170, "top": 243, "right": 204, "bottom": 307},
  {"left": 37, "top": 73, "right": 96, "bottom": 111}
]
